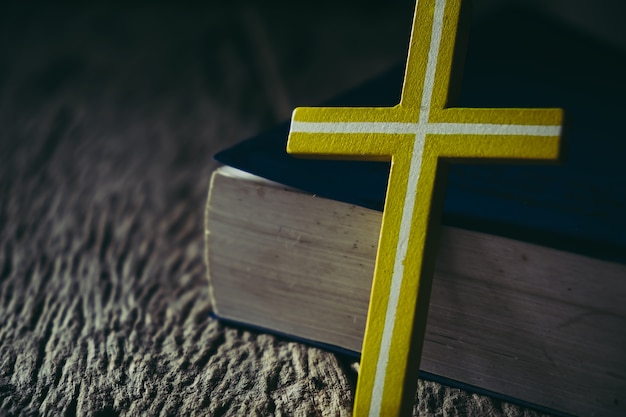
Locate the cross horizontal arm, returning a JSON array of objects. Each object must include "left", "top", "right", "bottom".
[
  {"left": 292, "top": 107, "right": 415, "bottom": 124},
  {"left": 429, "top": 107, "right": 563, "bottom": 126},
  {"left": 428, "top": 132, "right": 561, "bottom": 161},
  {"left": 288, "top": 107, "right": 416, "bottom": 159},
  {"left": 287, "top": 132, "right": 412, "bottom": 161},
  {"left": 428, "top": 107, "right": 563, "bottom": 161}
]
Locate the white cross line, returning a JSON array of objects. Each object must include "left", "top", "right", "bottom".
[
  {"left": 289, "top": 121, "right": 561, "bottom": 137},
  {"left": 369, "top": 0, "right": 446, "bottom": 413},
  {"left": 369, "top": 0, "right": 447, "bottom": 414}
]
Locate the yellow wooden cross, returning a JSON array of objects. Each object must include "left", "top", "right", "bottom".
[{"left": 287, "top": 0, "right": 563, "bottom": 415}]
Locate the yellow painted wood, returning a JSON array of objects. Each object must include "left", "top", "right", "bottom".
[{"left": 286, "top": 0, "right": 563, "bottom": 415}]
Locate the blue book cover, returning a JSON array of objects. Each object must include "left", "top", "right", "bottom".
[{"left": 215, "top": 7, "right": 626, "bottom": 264}]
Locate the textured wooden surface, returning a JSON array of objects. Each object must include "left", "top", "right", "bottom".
[{"left": 0, "top": 2, "right": 557, "bottom": 415}]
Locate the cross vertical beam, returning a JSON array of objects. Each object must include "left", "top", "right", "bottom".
[{"left": 287, "top": 0, "right": 563, "bottom": 416}]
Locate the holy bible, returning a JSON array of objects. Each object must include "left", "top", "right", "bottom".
[{"left": 205, "top": 7, "right": 626, "bottom": 417}]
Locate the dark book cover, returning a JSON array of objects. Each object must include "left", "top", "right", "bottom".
[{"left": 216, "top": 7, "right": 626, "bottom": 264}]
